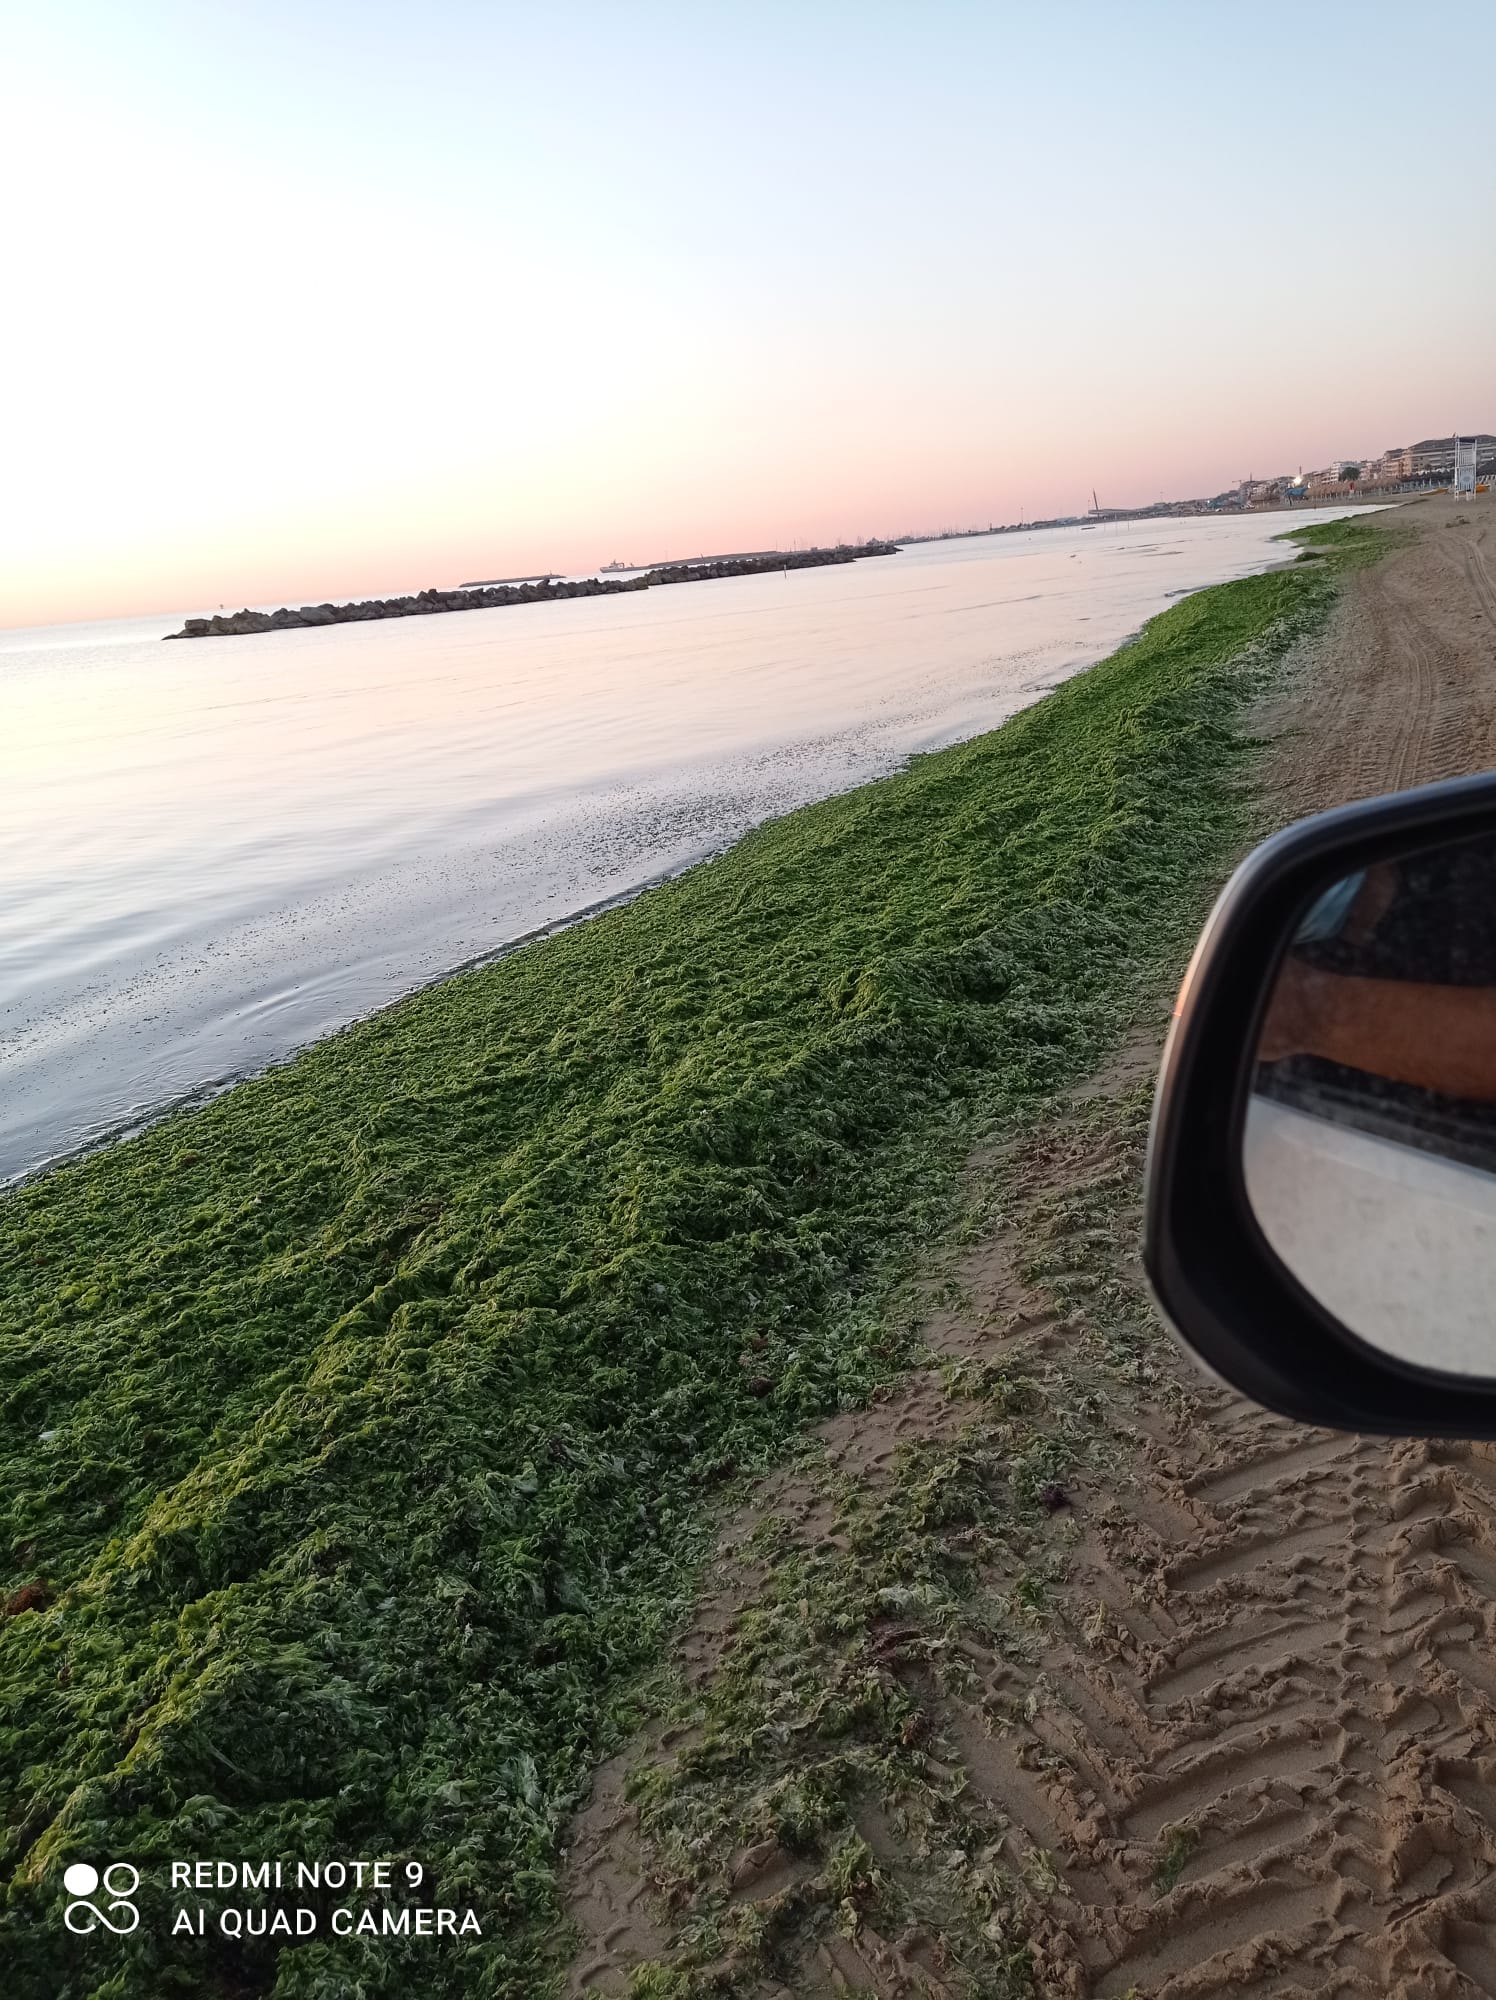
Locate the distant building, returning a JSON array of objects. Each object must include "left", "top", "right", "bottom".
[
  {"left": 1407, "top": 437, "right": 1456, "bottom": 477},
  {"left": 1390, "top": 435, "right": 1496, "bottom": 480}
]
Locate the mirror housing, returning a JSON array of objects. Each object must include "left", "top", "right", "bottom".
[{"left": 1144, "top": 771, "right": 1496, "bottom": 1436}]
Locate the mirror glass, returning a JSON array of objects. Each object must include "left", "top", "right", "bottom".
[{"left": 1243, "top": 828, "right": 1496, "bottom": 1375}]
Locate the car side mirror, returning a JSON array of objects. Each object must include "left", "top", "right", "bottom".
[{"left": 1144, "top": 772, "right": 1496, "bottom": 1435}]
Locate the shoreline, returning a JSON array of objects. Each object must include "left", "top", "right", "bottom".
[
  {"left": 4, "top": 509, "right": 1379, "bottom": 1194},
  {"left": 0, "top": 845, "right": 728, "bottom": 1195}
]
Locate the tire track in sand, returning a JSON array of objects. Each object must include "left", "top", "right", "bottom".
[
  {"left": 1258, "top": 498, "right": 1496, "bottom": 811},
  {"left": 947, "top": 1311, "right": 1496, "bottom": 1996},
  {"left": 962, "top": 498, "right": 1496, "bottom": 1996}
]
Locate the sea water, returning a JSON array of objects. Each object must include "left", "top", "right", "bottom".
[{"left": 0, "top": 510, "right": 1361, "bottom": 1182}]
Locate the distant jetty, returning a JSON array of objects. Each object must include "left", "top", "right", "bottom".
[{"left": 165, "top": 543, "right": 900, "bottom": 640}]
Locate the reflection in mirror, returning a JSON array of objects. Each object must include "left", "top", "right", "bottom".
[{"left": 1242, "top": 829, "right": 1496, "bottom": 1376}]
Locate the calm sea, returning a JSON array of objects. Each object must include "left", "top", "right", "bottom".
[{"left": 0, "top": 511, "right": 1360, "bottom": 1182}]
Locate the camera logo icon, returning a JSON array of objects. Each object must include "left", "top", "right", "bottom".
[{"left": 63, "top": 1862, "right": 140, "bottom": 1934}]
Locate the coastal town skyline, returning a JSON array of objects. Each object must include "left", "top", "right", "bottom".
[
  {"left": 888, "top": 432, "right": 1496, "bottom": 542},
  {"left": 5, "top": 2, "right": 1494, "bottom": 629}
]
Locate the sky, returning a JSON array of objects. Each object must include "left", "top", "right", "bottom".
[{"left": 5, "top": 1, "right": 1495, "bottom": 628}]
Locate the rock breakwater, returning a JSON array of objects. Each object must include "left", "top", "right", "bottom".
[{"left": 165, "top": 543, "right": 899, "bottom": 639}]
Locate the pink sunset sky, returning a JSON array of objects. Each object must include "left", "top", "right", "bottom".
[{"left": 5, "top": 2, "right": 1493, "bottom": 629}]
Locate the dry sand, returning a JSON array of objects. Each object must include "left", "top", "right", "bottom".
[{"left": 563, "top": 492, "right": 1496, "bottom": 1998}]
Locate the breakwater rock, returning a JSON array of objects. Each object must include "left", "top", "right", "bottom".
[{"left": 165, "top": 543, "right": 900, "bottom": 639}]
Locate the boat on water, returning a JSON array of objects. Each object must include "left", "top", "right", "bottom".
[{"left": 599, "top": 559, "right": 637, "bottom": 573}]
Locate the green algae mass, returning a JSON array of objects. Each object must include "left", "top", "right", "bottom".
[{"left": 0, "top": 533, "right": 1365, "bottom": 1996}]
